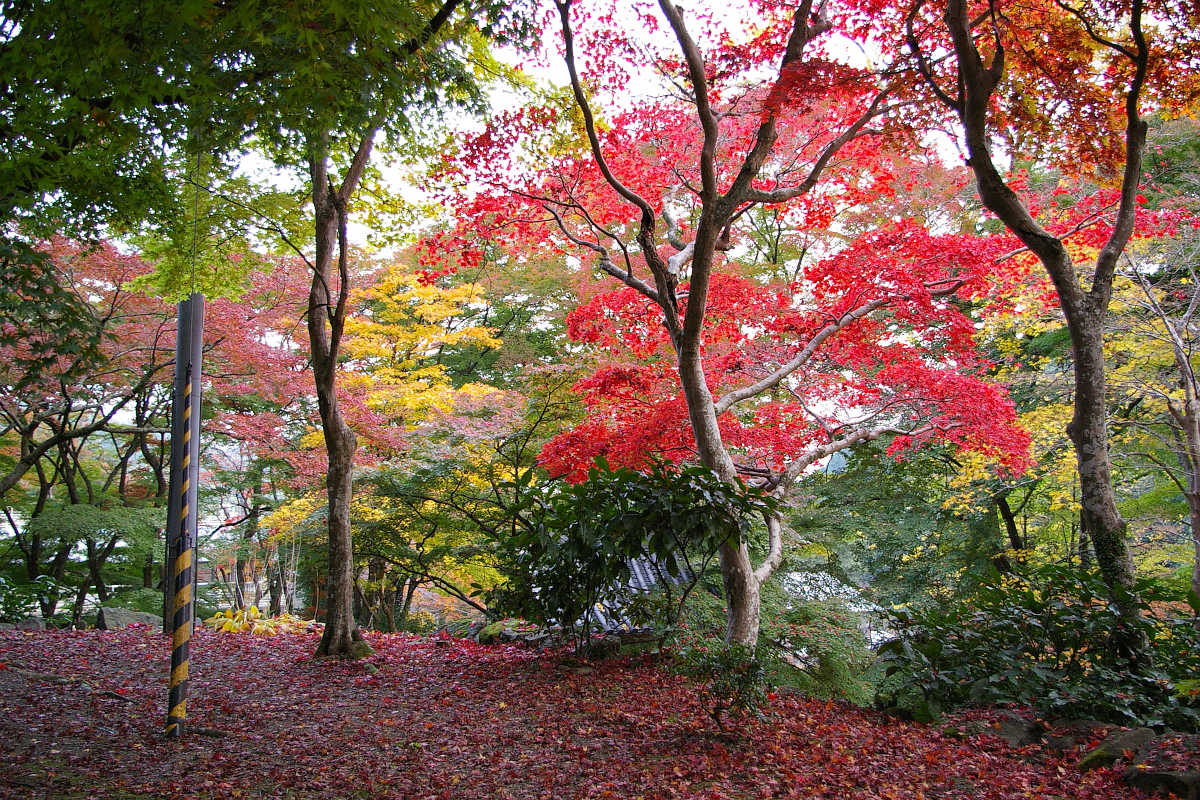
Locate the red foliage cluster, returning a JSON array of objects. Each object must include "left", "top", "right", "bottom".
[
  {"left": 428, "top": 1, "right": 1048, "bottom": 489},
  {"left": 539, "top": 222, "right": 1032, "bottom": 482},
  {"left": 0, "top": 628, "right": 1148, "bottom": 800}
]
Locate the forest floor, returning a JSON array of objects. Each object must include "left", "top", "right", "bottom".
[{"left": 0, "top": 627, "right": 1151, "bottom": 799}]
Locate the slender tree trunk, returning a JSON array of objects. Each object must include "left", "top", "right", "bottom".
[
  {"left": 311, "top": 253, "right": 360, "bottom": 655},
  {"left": 994, "top": 494, "right": 1025, "bottom": 553},
  {"left": 1066, "top": 311, "right": 1135, "bottom": 592},
  {"left": 268, "top": 561, "right": 283, "bottom": 616},
  {"left": 1172, "top": 374, "right": 1200, "bottom": 618},
  {"left": 308, "top": 132, "right": 376, "bottom": 658},
  {"left": 1191, "top": 533, "right": 1200, "bottom": 624},
  {"left": 36, "top": 543, "right": 71, "bottom": 619},
  {"left": 717, "top": 540, "right": 762, "bottom": 644},
  {"left": 381, "top": 576, "right": 397, "bottom": 633},
  {"left": 232, "top": 561, "right": 247, "bottom": 610},
  {"left": 939, "top": 0, "right": 1147, "bottom": 658},
  {"left": 353, "top": 578, "right": 370, "bottom": 629},
  {"left": 70, "top": 576, "right": 91, "bottom": 629},
  {"left": 400, "top": 578, "right": 418, "bottom": 624},
  {"left": 679, "top": 332, "right": 764, "bottom": 645}
]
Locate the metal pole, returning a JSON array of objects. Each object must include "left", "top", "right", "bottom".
[
  {"left": 166, "top": 293, "right": 204, "bottom": 739},
  {"left": 164, "top": 298, "right": 190, "bottom": 635}
]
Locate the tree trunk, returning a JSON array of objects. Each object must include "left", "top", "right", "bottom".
[
  {"left": 718, "top": 539, "right": 761, "bottom": 644},
  {"left": 307, "top": 133, "right": 376, "bottom": 658},
  {"left": 234, "top": 555, "right": 249, "bottom": 610},
  {"left": 994, "top": 494, "right": 1025, "bottom": 553},
  {"left": 1066, "top": 313, "right": 1136, "bottom": 593},
  {"left": 679, "top": 335, "right": 765, "bottom": 646},
  {"left": 236, "top": 480, "right": 264, "bottom": 611},
  {"left": 939, "top": 0, "right": 1149, "bottom": 660},
  {"left": 36, "top": 542, "right": 71, "bottom": 619},
  {"left": 354, "top": 575, "right": 372, "bottom": 629},
  {"left": 1192, "top": 533, "right": 1200, "bottom": 624},
  {"left": 381, "top": 577, "right": 397, "bottom": 633},
  {"left": 70, "top": 576, "right": 91, "bottom": 629},
  {"left": 401, "top": 578, "right": 418, "bottom": 622},
  {"left": 1172, "top": 373, "right": 1200, "bottom": 619},
  {"left": 268, "top": 561, "right": 283, "bottom": 617},
  {"left": 312, "top": 327, "right": 360, "bottom": 656},
  {"left": 1078, "top": 521, "right": 1093, "bottom": 569}
]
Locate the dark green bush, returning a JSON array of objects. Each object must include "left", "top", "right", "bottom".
[
  {"left": 106, "top": 587, "right": 165, "bottom": 614},
  {"left": 875, "top": 563, "right": 1200, "bottom": 730},
  {"left": 673, "top": 578, "right": 875, "bottom": 705},
  {"left": 488, "top": 459, "right": 768, "bottom": 652}
]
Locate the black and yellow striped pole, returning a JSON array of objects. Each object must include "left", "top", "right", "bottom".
[{"left": 165, "top": 293, "right": 204, "bottom": 739}]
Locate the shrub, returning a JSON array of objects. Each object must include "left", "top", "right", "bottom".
[
  {"left": 763, "top": 598, "right": 874, "bottom": 705},
  {"left": 399, "top": 610, "right": 437, "bottom": 634},
  {"left": 0, "top": 576, "right": 50, "bottom": 622},
  {"left": 875, "top": 563, "right": 1200, "bottom": 730},
  {"left": 106, "top": 587, "right": 164, "bottom": 614},
  {"left": 673, "top": 641, "right": 773, "bottom": 731},
  {"left": 673, "top": 578, "right": 875, "bottom": 706},
  {"left": 204, "top": 607, "right": 317, "bottom": 635},
  {"left": 489, "top": 459, "right": 768, "bottom": 653}
]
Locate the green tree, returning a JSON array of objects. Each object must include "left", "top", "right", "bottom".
[{"left": 223, "top": 0, "right": 529, "bottom": 657}]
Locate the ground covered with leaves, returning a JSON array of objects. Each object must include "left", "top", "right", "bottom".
[{"left": 0, "top": 628, "right": 1156, "bottom": 799}]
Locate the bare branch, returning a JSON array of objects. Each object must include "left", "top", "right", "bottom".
[
  {"left": 779, "top": 422, "right": 943, "bottom": 487},
  {"left": 715, "top": 297, "right": 888, "bottom": 414},
  {"left": 543, "top": 204, "right": 662, "bottom": 301},
  {"left": 657, "top": 0, "right": 719, "bottom": 200},
  {"left": 752, "top": 512, "right": 784, "bottom": 583},
  {"left": 741, "top": 90, "right": 890, "bottom": 205}
]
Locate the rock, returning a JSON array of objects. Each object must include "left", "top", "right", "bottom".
[
  {"left": 581, "top": 636, "right": 620, "bottom": 660},
  {"left": 1123, "top": 733, "right": 1200, "bottom": 800},
  {"left": 97, "top": 607, "right": 161, "bottom": 630},
  {"left": 557, "top": 663, "right": 594, "bottom": 675},
  {"left": 1043, "top": 719, "right": 1113, "bottom": 753},
  {"left": 941, "top": 720, "right": 991, "bottom": 740},
  {"left": 476, "top": 621, "right": 506, "bottom": 644},
  {"left": 1078, "top": 727, "right": 1157, "bottom": 771},
  {"left": 517, "top": 632, "right": 553, "bottom": 648},
  {"left": 989, "top": 710, "right": 1045, "bottom": 747},
  {"left": 15, "top": 617, "right": 45, "bottom": 631},
  {"left": 1125, "top": 765, "right": 1200, "bottom": 800},
  {"left": 615, "top": 631, "right": 662, "bottom": 655}
]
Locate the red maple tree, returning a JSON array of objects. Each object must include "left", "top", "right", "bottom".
[{"left": 436, "top": 0, "right": 1032, "bottom": 644}]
